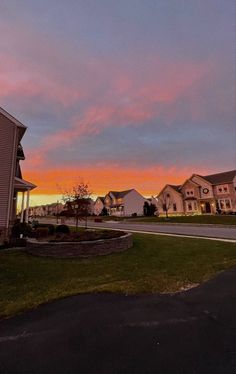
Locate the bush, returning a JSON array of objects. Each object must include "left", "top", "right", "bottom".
[
  {"left": 55, "top": 225, "right": 70, "bottom": 234},
  {"left": 35, "top": 227, "right": 49, "bottom": 238},
  {"left": 34, "top": 223, "right": 55, "bottom": 235},
  {"left": 11, "top": 222, "right": 32, "bottom": 238},
  {"left": 131, "top": 213, "right": 137, "bottom": 217}
]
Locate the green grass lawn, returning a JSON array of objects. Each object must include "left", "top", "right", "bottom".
[
  {"left": 127, "top": 215, "right": 236, "bottom": 225},
  {"left": 0, "top": 234, "right": 236, "bottom": 318},
  {"left": 86, "top": 214, "right": 236, "bottom": 225}
]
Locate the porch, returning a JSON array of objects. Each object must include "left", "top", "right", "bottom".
[{"left": 14, "top": 177, "right": 36, "bottom": 224}]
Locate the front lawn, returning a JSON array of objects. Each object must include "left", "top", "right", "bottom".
[
  {"left": 0, "top": 234, "right": 236, "bottom": 318},
  {"left": 128, "top": 215, "right": 236, "bottom": 225}
]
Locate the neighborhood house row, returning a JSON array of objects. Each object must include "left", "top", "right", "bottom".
[{"left": 1, "top": 107, "right": 236, "bottom": 243}]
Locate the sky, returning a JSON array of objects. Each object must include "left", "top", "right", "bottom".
[{"left": 0, "top": 0, "right": 235, "bottom": 205}]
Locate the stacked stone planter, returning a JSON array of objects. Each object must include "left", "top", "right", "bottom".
[{"left": 27, "top": 233, "right": 133, "bottom": 258}]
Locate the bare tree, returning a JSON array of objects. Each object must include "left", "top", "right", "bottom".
[
  {"left": 62, "top": 181, "right": 92, "bottom": 230},
  {"left": 158, "top": 192, "right": 172, "bottom": 219}
]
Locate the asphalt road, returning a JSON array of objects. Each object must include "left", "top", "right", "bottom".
[
  {"left": 1, "top": 268, "right": 236, "bottom": 374},
  {"left": 39, "top": 218, "right": 236, "bottom": 241},
  {"left": 85, "top": 221, "right": 236, "bottom": 241}
]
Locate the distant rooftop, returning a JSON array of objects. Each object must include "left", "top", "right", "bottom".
[
  {"left": 200, "top": 170, "right": 236, "bottom": 185},
  {"left": 109, "top": 189, "right": 134, "bottom": 198}
]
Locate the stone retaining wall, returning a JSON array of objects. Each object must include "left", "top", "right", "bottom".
[{"left": 27, "top": 233, "right": 133, "bottom": 258}]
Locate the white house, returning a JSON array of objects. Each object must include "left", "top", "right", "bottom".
[{"left": 104, "top": 189, "right": 146, "bottom": 216}]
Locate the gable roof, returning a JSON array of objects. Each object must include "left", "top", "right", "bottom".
[
  {"left": 108, "top": 189, "right": 134, "bottom": 198},
  {"left": 180, "top": 176, "right": 201, "bottom": 189},
  {"left": 157, "top": 184, "right": 182, "bottom": 197},
  {"left": 96, "top": 196, "right": 105, "bottom": 203},
  {"left": 168, "top": 184, "right": 181, "bottom": 192},
  {"left": 0, "top": 107, "right": 27, "bottom": 140},
  {"left": 199, "top": 170, "right": 236, "bottom": 185}
]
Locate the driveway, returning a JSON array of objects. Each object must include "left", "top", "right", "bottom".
[{"left": 0, "top": 268, "right": 236, "bottom": 373}]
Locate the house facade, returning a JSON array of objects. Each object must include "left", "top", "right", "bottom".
[
  {"left": 61, "top": 198, "right": 94, "bottom": 216},
  {"left": 29, "top": 203, "right": 64, "bottom": 217},
  {"left": 0, "top": 107, "right": 36, "bottom": 242},
  {"left": 103, "top": 189, "right": 146, "bottom": 216},
  {"left": 94, "top": 197, "right": 105, "bottom": 215},
  {"left": 157, "top": 170, "right": 236, "bottom": 215}
]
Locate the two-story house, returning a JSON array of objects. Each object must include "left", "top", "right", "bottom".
[
  {"left": 0, "top": 107, "right": 36, "bottom": 243},
  {"left": 157, "top": 170, "right": 236, "bottom": 215},
  {"left": 103, "top": 189, "right": 146, "bottom": 216}
]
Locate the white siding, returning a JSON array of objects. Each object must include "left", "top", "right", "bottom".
[{"left": 123, "top": 190, "right": 146, "bottom": 216}]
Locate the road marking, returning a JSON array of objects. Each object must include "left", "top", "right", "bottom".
[
  {"left": 0, "top": 331, "right": 33, "bottom": 343},
  {"left": 123, "top": 316, "right": 198, "bottom": 327}
]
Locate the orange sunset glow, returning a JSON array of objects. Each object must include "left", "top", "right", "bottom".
[{"left": 1, "top": 1, "right": 235, "bottom": 206}]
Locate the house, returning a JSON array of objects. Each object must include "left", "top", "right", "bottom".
[
  {"left": 29, "top": 202, "right": 64, "bottom": 217},
  {"left": 0, "top": 107, "right": 36, "bottom": 242},
  {"left": 94, "top": 197, "right": 105, "bottom": 215},
  {"left": 157, "top": 185, "right": 184, "bottom": 216},
  {"left": 104, "top": 189, "right": 146, "bottom": 216},
  {"left": 61, "top": 198, "right": 94, "bottom": 216},
  {"left": 157, "top": 170, "right": 236, "bottom": 215}
]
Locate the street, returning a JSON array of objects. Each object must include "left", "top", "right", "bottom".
[{"left": 40, "top": 218, "right": 236, "bottom": 241}]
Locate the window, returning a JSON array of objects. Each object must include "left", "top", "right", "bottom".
[
  {"left": 186, "top": 189, "right": 194, "bottom": 196},
  {"left": 217, "top": 185, "right": 229, "bottom": 194},
  {"left": 173, "top": 203, "right": 177, "bottom": 211},
  {"left": 225, "top": 200, "right": 231, "bottom": 209},
  {"left": 186, "top": 201, "right": 198, "bottom": 211},
  {"left": 218, "top": 199, "right": 231, "bottom": 210}
]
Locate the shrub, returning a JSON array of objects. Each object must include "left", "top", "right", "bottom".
[
  {"left": 131, "top": 213, "right": 137, "bottom": 217},
  {"left": 11, "top": 222, "right": 32, "bottom": 238},
  {"left": 55, "top": 225, "right": 70, "bottom": 234},
  {"left": 34, "top": 223, "right": 55, "bottom": 235},
  {"left": 35, "top": 227, "right": 49, "bottom": 238}
]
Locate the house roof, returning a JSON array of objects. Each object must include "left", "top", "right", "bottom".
[
  {"left": 168, "top": 185, "right": 181, "bottom": 192},
  {"left": 14, "top": 177, "right": 37, "bottom": 191},
  {"left": 0, "top": 107, "right": 27, "bottom": 140},
  {"left": 157, "top": 184, "right": 182, "bottom": 198},
  {"left": 109, "top": 189, "right": 134, "bottom": 198},
  {"left": 199, "top": 170, "right": 236, "bottom": 185},
  {"left": 97, "top": 196, "right": 105, "bottom": 203}
]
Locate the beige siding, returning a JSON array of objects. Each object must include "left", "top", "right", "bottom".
[
  {"left": 158, "top": 186, "right": 184, "bottom": 215},
  {"left": 0, "top": 114, "right": 17, "bottom": 229},
  {"left": 123, "top": 190, "right": 146, "bottom": 216},
  {"left": 94, "top": 199, "right": 104, "bottom": 215},
  {"left": 214, "top": 182, "right": 236, "bottom": 212},
  {"left": 191, "top": 175, "right": 213, "bottom": 198}
]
